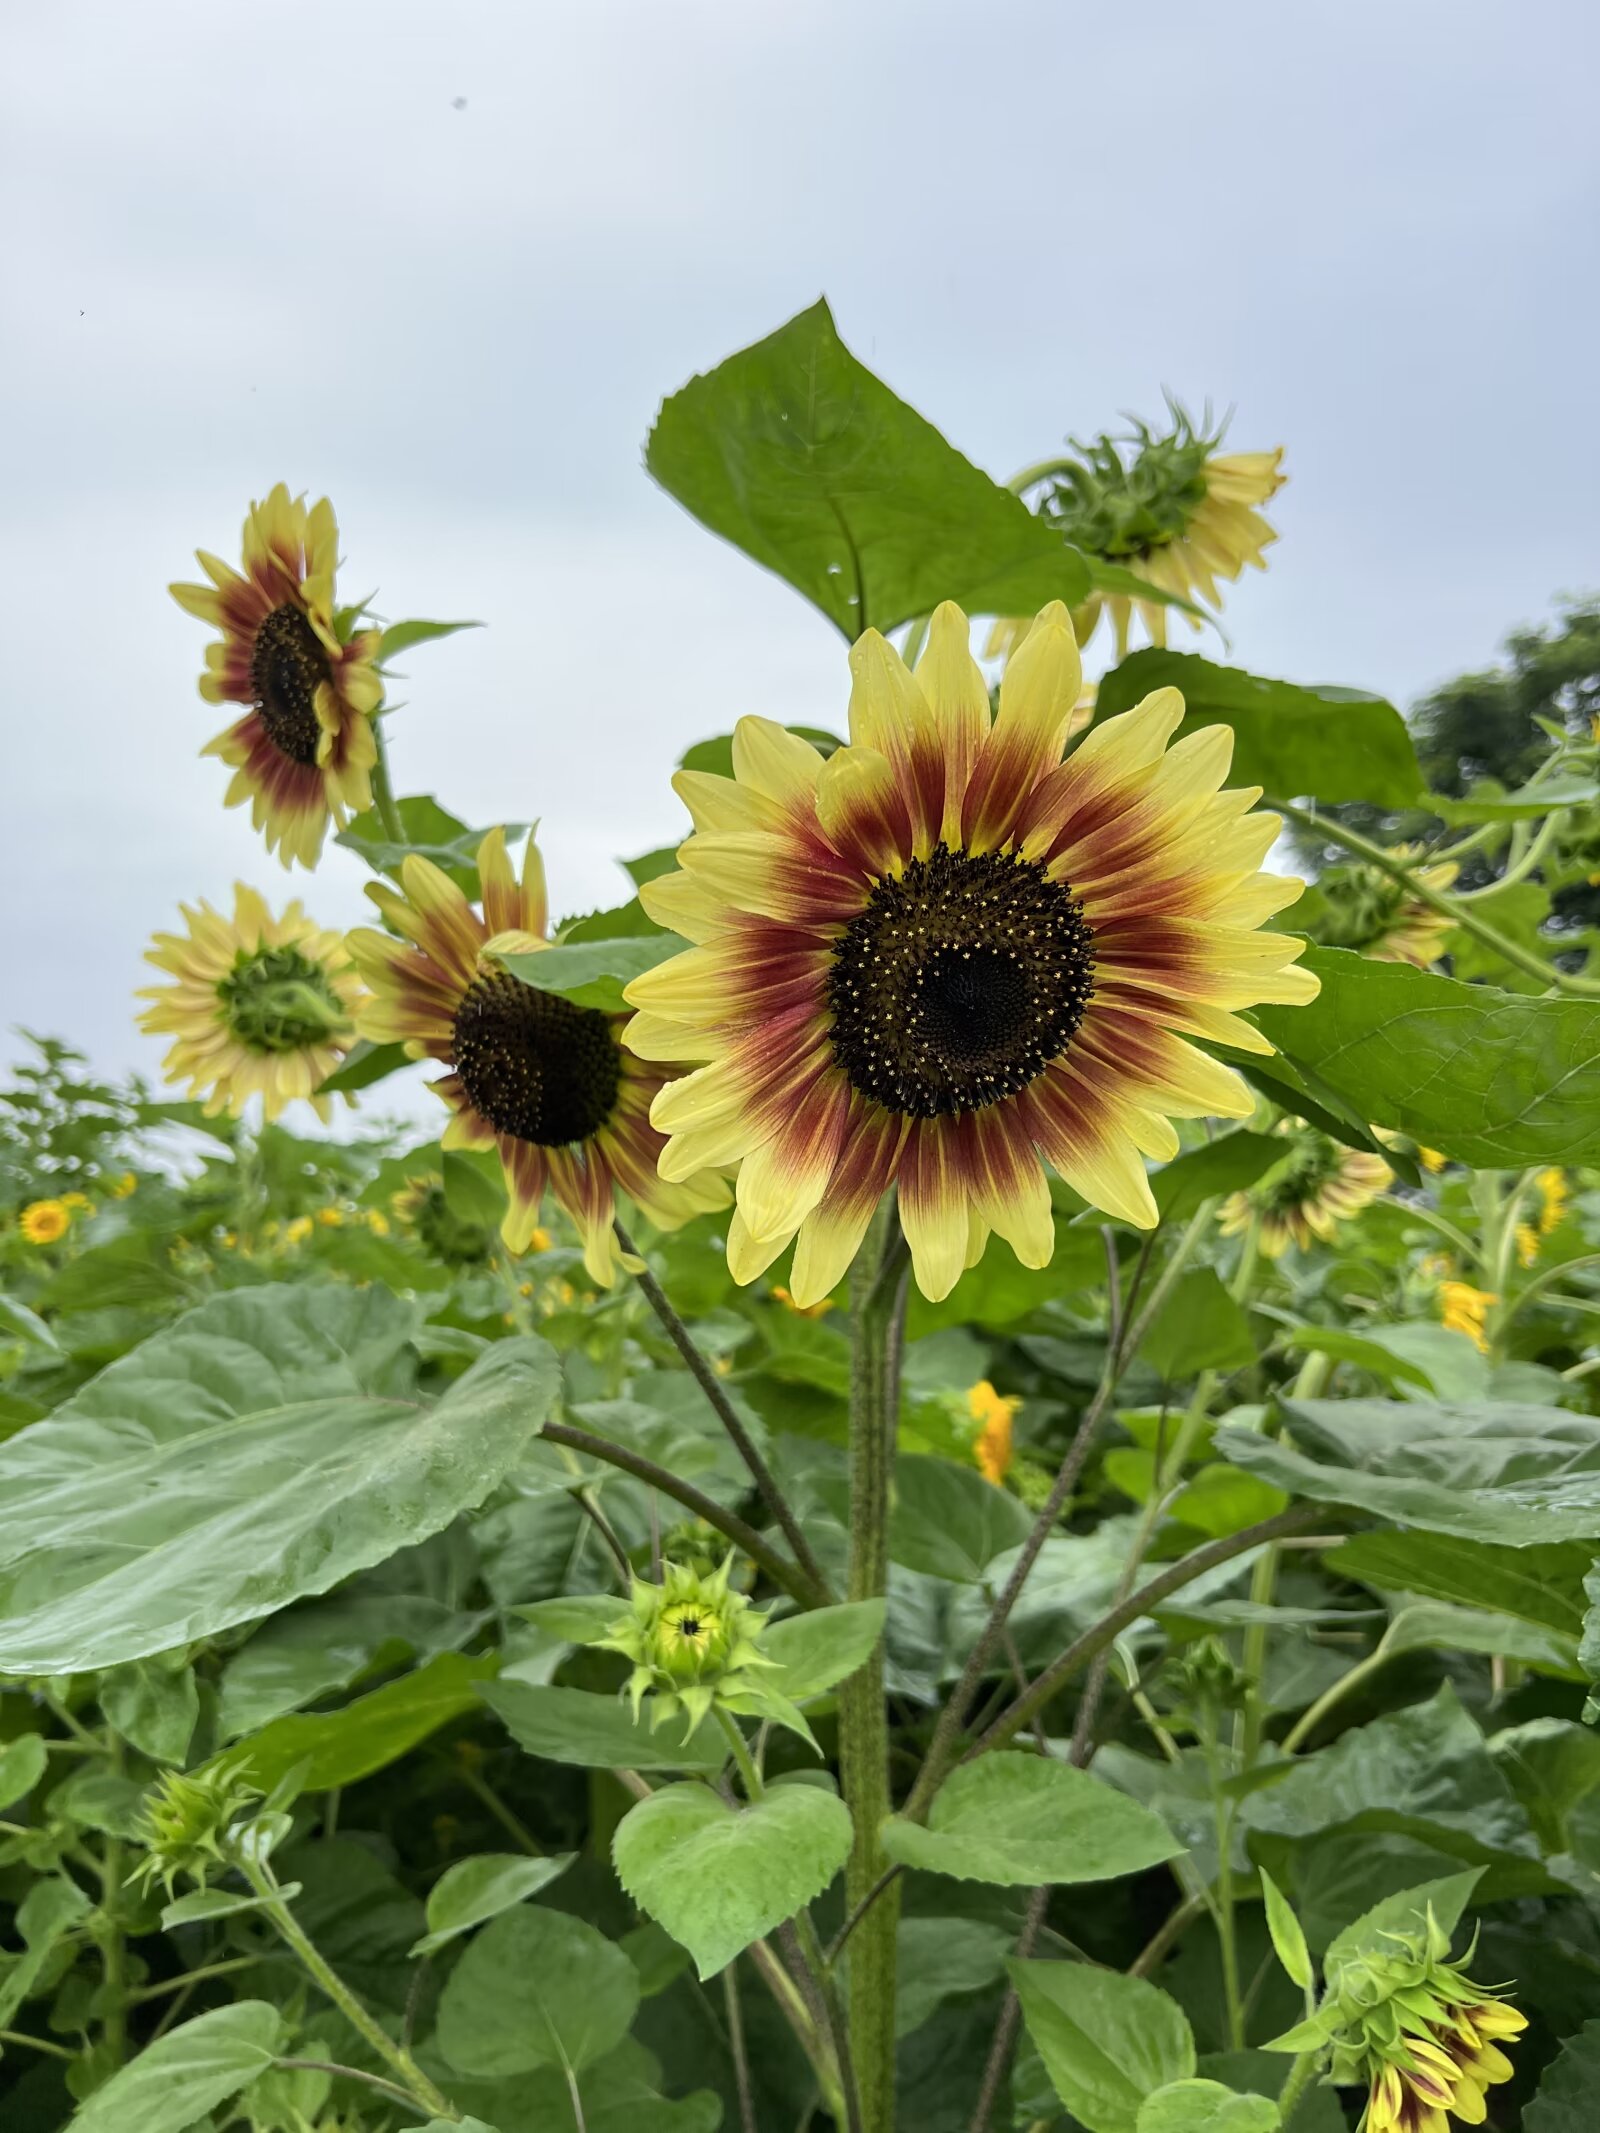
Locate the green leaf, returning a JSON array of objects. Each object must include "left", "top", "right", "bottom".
[
  {"left": 1329, "top": 1531, "right": 1592, "bottom": 1637},
  {"left": 1152, "top": 1132, "right": 1283, "bottom": 1225},
  {"left": 160, "top": 1886, "right": 295, "bottom": 1929},
  {"left": 376, "top": 616, "right": 481, "bottom": 661},
  {"left": 225, "top": 1652, "right": 502, "bottom": 1794},
  {"left": 888, "top": 1455, "right": 1034, "bottom": 1583},
  {"left": 0, "top": 1288, "right": 559, "bottom": 1672},
  {"left": 1217, "top": 1395, "right": 1600, "bottom": 1547},
  {"left": 517, "top": 1593, "right": 625, "bottom": 1644},
  {"left": 1526, "top": 2017, "right": 1600, "bottom": 2129},
  {"left": 498, "top": 935, "right": 682, "bottom": 1014},
  {"left": 612, "top": 1777, "right": 852, "bottom": 1977},
  {"left": 646, "top": 297, "right": 1091, "bottom": 637},
  {"left": 410, "top": 1851, "right": 578, "bottom": 1956},
  {"left": 1259, "top": 1868, "right": 1313, "bottom": 1993},
  {"left": 1283, "top": 1326, "right": 1434, "bottom": 1393},
  {"left": 1322, "top": 1867, "right": 1483, "bottom": 1979},
  {"left": 65, "top": 2003, "right": 283, "bottom": 2132},
  {"left": 441, "top": 1146, "right": 508, "bottom": 1227},
  {"left": 895, "top": 1916, "right": 1014, "bottom": 2038},
  {"left": 338, "top": 794, "right": 523, "bottom": 895},
  {"left": 317, "top": 1040, "right": 412, "bottom": 1096},
  {"left": 436, "top": 1904, "right": 640, "bottom": 2077},
  {"left": 1137, "top": 2081, "right": 1280, "bottom": 2133},
  {"left": 560, "top": 897, "right": 667, "bottom": 942},
  {"left": 1240, "top": 1688, "right": 1537, "bottom": 1865},
  {"left": 0, "top": 1293, "right": 60, "bottom": 1352},
  {"left": 478, "top": 1680, "right": 725, "bottom": 1772},
  {"left": 1432, "top": 773, "right": 1600, "bottom": 824},
  {"left": 1095, "top": 651, "right": 1423, "bottom": 808},
  {"left": 216, "top": 1592, "right": 478, "bottom": 1738},
  {"left": 1138, "top": 1268, "right": 1257, "bottom": 1381},
  {"left": 1489, "top": 1720, "right": 1600, "bottom": 1852},
  {"left": 1255, "top": 948, "right": 1600, "bottom": 1168},
  {"left": 761, "top": 1599, "right": 886, "bottom": 1701},
  {"left": 0, "top": 1732, "right": 47, "bottom": 1813},
  {"left": 100, "top": 1654, "right": 199, "bottom": 1763},
  {"left": 0, "top": 1876, "right": 92, "bottom": 2028},
  {"left": 419, "top": 2122, "right": 504, "bottom": 2133},
  {"left": 881, "top": 1753, "right": 1183, "bottom": 1887},
  {"left": 1011, "top": 1960, "right": 1196, "bottom": 2133}
]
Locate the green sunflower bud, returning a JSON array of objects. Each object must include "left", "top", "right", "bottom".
[
  {"left": 593, "top": 1555, "right": 777, "bottom": 1739},
  {"left": 131, "top": 1757, "right": 262, "bottom": 1899}
]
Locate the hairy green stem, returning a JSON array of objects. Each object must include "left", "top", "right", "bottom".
[
  {"left": 615, "top": 1219, "right": 832, "bottom": 1601},
  {"left": 838, "top": 1207, "right": 908, "bottom": 2133},
  {"left": 1276, "top": 2049, "right": 1322, "bottom": 2119},
  {"left": 369, "top": 719, "right": 406, "bottom": 846}
]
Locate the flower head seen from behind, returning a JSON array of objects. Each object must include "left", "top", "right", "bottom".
[
  {"left": 1438, "top": 1279, "right": 1496, "bottom": 1354},
  {"left": 990, "top": 406, "right": 1285, "bottom": 659},
  {"left": 594, "top": 1555, "right": 776, "bottom": 1738},
  {"left": 346, "top": 828, "right": 728, "bottom": 1285},
  {"left": 139, "top": 886, "right": 362, "bottom": 1123},
  {"left": 969, "top": 1380, "right": 1018, "bottom": 1486},
  {"left": 1312, "top": 1907, "right": 1525, "bottom": 2133},
  {"left": 627, "top": 601, "right": 1317, "bottom": 1306},
  {"left": 1218, "top": 1125, "right": 1392, "bottom": 1258},
  {"left": 19, "top": 1199, "right": 72, "bottom": 1246},
  {"left": 171, "top": 486, "right": 383, "bottom": 867},
  {"left": 1308, "top": 849, "right": 1459, "bottom": 970}
]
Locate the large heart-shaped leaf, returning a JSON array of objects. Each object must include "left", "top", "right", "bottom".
[
  {"left": 612, "top": 1779, "right": 852, "bottom": 1977},
  {"left": 647, "top": 298, "right": 1092, "bottom": 637},
  {"left": 436, "top": 1905, "right": 639, "bottom": 2077},
  {"left": 1012, "top": 1961, "right": 1195, "bottom": 2133},
  {"left": 65, "top": 2003, "right": 283, "bottom": 2133},
  {"left": 881, "top": 1753, "right": 1183, "bottom": 1886},
  {"left": 478, "top": 1681, "right": 725, "bottom": 1772},
  {"left": 0, "top": 1288, "right": 559, "bottom": 1672}
]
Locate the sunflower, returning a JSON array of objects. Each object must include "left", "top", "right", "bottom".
[
  {"left": 138, "top": 886, "right": 362, "bottom": 1122},
  {"left": 1218, "top": 1126, "right": 1392, "bottom": 1257},
  {"left": 170, "top": 486, "right": 383, "bottom": 867},
  {"left": 969, "top": 1380, "right": 1019, "bottom": 1486},
  {"left": 346, "top": 829, "right": 729, "bottom": 1283},
  {"left": 989, "top": 409, "right": 1284, "bottom": 659},
  {"left": 19, "top": 1200, "right": 71, "bottom": 1246},
  {"left": 625, "top": 601, "right": 1318, "bottom": 1306},
  {"left": 1438, "top": 1279, "right": 1496, "bottom": 1353}
]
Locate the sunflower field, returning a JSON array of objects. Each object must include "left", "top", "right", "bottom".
[{"left": 6, "top": 299, "right": 1600, "bottom": 2133}]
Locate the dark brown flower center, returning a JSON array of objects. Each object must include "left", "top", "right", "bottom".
[
  {"left": 452, "top": 969, "right": 622, "bottom": 1147},
  {"left": 251, "top": 604, "right": 331, "bottom": 768},
  {"left": 827, "top": 844, "right": 1094, "bottom": 1119}
]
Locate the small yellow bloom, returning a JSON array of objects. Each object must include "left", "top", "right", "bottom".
[
  {"left": 527, "top": 1226, "right": 553, "bottom": 1253},
  {"left": 219, "top": 1230, "right": 239, "bottom": 1251},
  {"left": 316, "top": 1206, "right": 344, "bottom": 1228},
  {"left": 1536, "top": 1167, "right": 1569, "bottom": 1235},
  {"left": 770, "top": 1284, "right": 837, "bottom": 1319},
  {"left": 365, "top": 1209, "right": 390, "bottom": 1237},
  {"left": 969, "top": 1380, "right": 1019, "bottom": 1487},
  {"left": 1439, "top": 1279, "right": 1497, "bottom": 1352},
  {"left": 58, "top": 1191, "right": 94, "bottom": 1214},
  {"left": 20, "top": 1200, "right": 71, "bottom": 1246},
  {"left": 1419, "top": 1146, "right": 1447, "bottom": 1174},
  {"left": 1515, "top": 1222, "right": 1540, "bottom": 1270},
  {"left": 284, "top": 1215, "right": 314, "bottom": 1245},
  {"left": 111, "top": 1172, "right": 138, "bottom": 1199},
  {"left": 518, "top": 1280, "right": 534, "bottom": 1297}
]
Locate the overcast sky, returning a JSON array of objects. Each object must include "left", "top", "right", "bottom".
[{"left": 3, "top": 1, "right": 1597, "bottom": 1117}]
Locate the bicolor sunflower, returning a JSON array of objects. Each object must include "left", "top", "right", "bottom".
[
  {"left": 345, "top": 830, "right": 728, "bottom": 1283},
  {"left": 170, "top": 486, "right": 383, "bottom": 867},
  {"left": 1310, "top": 847, "right": 1459, "bottom": 970},
  {"left": 1218, "top": 1125, "right": 1392, "bottom": 1258},
  {"left": 138, "top": 886, "right": 362, "bottom": 1122},
  {"left": 625, "top": 601, "right": 1318, "bottom": 1305},
  {"left": 988, "top": 409, "right": 1285, "bottom": 659}
]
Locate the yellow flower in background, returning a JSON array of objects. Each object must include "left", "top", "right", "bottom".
[
  {"left": 139, "top": 886, "right": 363, "bottom": 1123},
  {"left": 1308, "top": 847, "right": 1459, "bottom": 971},
  {"left": 771, "top": 1285, "right": 837, "bottom": 1318},
  {"left": 347, "top": 828, "right": 728, "bottom": 1284},
  {"left": 170, "top": 486, "right": 383, "bottom": 868},
  {"left": 627, "top": 602, "right": 1316, "bottom": 1306},
  {"left": 316, "top": 1206, "right": 344, "bottom": 1227},
  {"left": 969, "top": 1381, "right": 1018, "bottom": 1486},
  {"left": 1536, "top": 1167, "right": 1569, "bottom": 1234},
  {"left": 284, "top": 1215, "right": 314, "bottom": 1245},
  {"left": 1439, "top": 1279, "right": 1496, "bottom": 1352},
  {"left": 1516, "top": 1221, "right": 1541, "bottom": 1269},
  {"left": 111, "top": 1172, "right": 138, "bottom": 1198},
  {"left": 365, "top": 1208, "right": 391, "bottom": 1237},
  {"left": 990, "top": 409, "right": 1284, "bottom": 659},
  {"left": 20, "top": 1200, "right": 71, "bottom": 1245},
  {"left": 58, "top": 1191, "right": 94, "bottom": 1214},
  {"left": 1420, "top": 1146, "right": 1447, "bottom": 1174},
  {"left": 1218, "top": 1127, "right": 1392, "bottom": 1257}
]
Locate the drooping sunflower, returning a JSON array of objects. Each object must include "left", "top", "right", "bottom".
[
  {"left": 625, "top": 601, "right": 1318, "bottom": 1306},
  {"left": 969, "top": 1380, "right": 1019, "bottom": 1487},
  {"left": 138, "top": 886, "right": 363, "bottom": 1122},
  {"left": 1438, "top": 1278, "right": 1497, "bottom": 1353},
  {"left": 1308, "top": 846, "right": 1459, "bottom": 970},
  {"left": 1217, "top": 1125, "right": 1392, "bottom": 1258},
  {"left": 170, "top": 486, "right": 383, "bottom": 867},
  {"left": 345, "top": 830, "right": 729, "bottom": 1282},
  {"left": 987, "top": 408, "right": 1285, "bottom": 659}
]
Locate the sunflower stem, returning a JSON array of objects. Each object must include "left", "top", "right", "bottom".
[
  {"left": 1276, "top": 800, "right": 1600, "bottom": 997},
  {"left": 838, "top": 1201, "right": 909, "bottom": 2133},
  {"left": 614, "top": 1220, "right": 833, "bottom": 1603},
  {"left": 369, "top": 718, "right": 406, "bottom": 846}
]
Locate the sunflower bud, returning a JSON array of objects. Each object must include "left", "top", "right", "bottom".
[
  {"left": 593, "top": 1556, "right": 776, "bottom": 1738},
  {"left": 1313, "top": 1909, "right": 1525, "bottom": 2132},
  {"left": 131, "top": 1758, "right": 262, "bottom": 1898}
]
